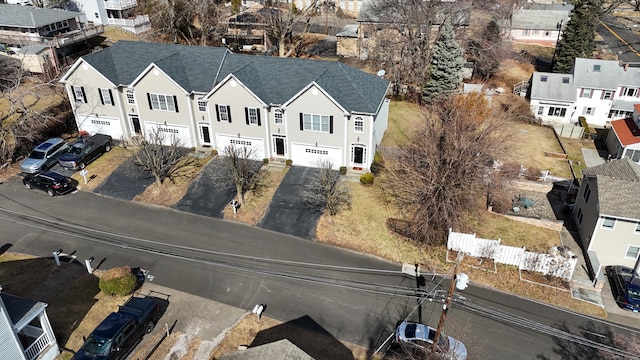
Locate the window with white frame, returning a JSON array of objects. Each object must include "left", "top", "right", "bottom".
[
  {"left": 635, "top": 222, "right": 640, "bottom": 233},
  {"left": 126, "top": 91, "right": 135, "bottom": 105},
  {"left": 148, "top": 93, "right": 177, "bottom": 112},
  {"left": 602, "top": 90, "right": 614, "bottom": 100},
  {"left": 354, "top": 117, "right": 364, "bottom": 133},
  {"left": 99, "top": 88, "right": 113, "bottom": 106},
  {"left": 593, "top": 64, "right": 601, "bottom": 72},
  {"left": 72, "top": 86, "right": 86, "bottom": 103},
  {"left": 602, "top": 217, "right": 616, "bottom": 229},
  {"left": 274, "top": 109, "right": 283, "bottom": 124},
  {"left": 302, "top": 113, "right": 331, "bottom": 133},
  {"left": 608, "top": 109, "right": 633, "bottom": 119},
  {"left": 624, "top": 149, "right": 640, "bottom": 163},
  {"left": 583, "top": 183, "right": 591, "bottom": 203},
  {"left": 197, "top": 98, "right": 207, "bottom": 112},
  {"left": 626, "top": 245, "right": 640, "bottom": 259},
  {"left": 537, "top": 107, "right": 544, "bottom": 116},
  {"left": 247, "top": 107, "right": 259, "bottom": 125},
  {"left": 583, "top": 107, "right": 595, "bottom": 115},
  {"left": 581, "top": 88, "right": 593, "bottom": 98},
  {"left": 562, "top": 77, "right": 570, "bottom": 84},
  {"left": 622, "top": 87, "right": 639, "bottom": 97},
  {"left": 547, "top": 107, "right": 566, "bottom": 117},
  {"left": 216, "top": 105, "right": 231, "bottom": 122}
]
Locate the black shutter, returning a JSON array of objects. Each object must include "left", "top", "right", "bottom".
[
  {"left": 173, "top": 96, "right": 179, "bottom": 112},
  {"left": 147, "top": 93, "right": 152, "bottom": 110},
  {"left": 215, "top": 104, "right": 220, "bottom": 121},
  {"left": 98, "top": 89, "right": 104, "bottom": 105},
  {"left": 299, "top": 113, "right": 304, "bottom": 131},
  {"left": 245, "top": 107, "right": 249, "bottom": 125},
  {"left": 329, "top": 116, "right": 333, "bottom": 134},
  {"left": 80, "top": 87, "right": 87, "bottom": 103},
  {"left": 227, "top": 106, "right": 232, "bottom": 123},
  {"left": 257, "top": 109, "right": 261, "bottom": 126},
  {"left": 108, "top": 89, "right": 114, "bottom": 106}
]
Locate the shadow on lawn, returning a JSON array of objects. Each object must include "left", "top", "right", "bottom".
[{"left": 0, "top": 256, "right": 100, "bottom": 346}]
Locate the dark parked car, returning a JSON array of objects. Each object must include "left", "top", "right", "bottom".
[
  {"left": 58, "top": 134, "right": 112, "bottom": 170},
  {"left": 606, "top": 265, "right": 640, "bottom": 312},
  {"left": 73, "top": 296, "right": 160, "bottom": 360},
  {"left": 395, "top": 321, "right": 467, "bottom": 360},
  {"left": 23, "top": 171, "right": 74, "bottom": 196},
  {"left": 20, "top": 138, "right": 69, "bottom": 173}
]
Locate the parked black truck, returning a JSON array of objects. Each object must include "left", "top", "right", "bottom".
[
  {"left": 58, "top": 134, "right": 112, "bottom": 170},
  {"left": 72, "top": 296, "right": 160, "bottom": 360}
]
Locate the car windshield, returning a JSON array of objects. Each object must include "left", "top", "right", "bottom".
[
  {"left": 28, "top": 151, "right": 45, "bottom": 160},
  {"left": 68, "top": 146, "right": 83, "bottom": 155},
  {"left": 82, "top": 334, "right": 112, "bottom": 355},
  {"left": 405, "top": 323, "right": 417, "bottom": 338},
  {"left": 627, "top": 286, "right": 640, "bottom": 302}
]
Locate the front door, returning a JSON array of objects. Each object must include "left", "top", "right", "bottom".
[
  {"left": 272, "top": 135, "right": 286, "bottom": 157},
  {"left": 353, "top": 146, "right": 365, "bottom": 165},
  {"left": 275, "top": 137, "right": 285, "bottom": 156},
  {"left": 129, "top": 115, "right": 141, "bottom": 135},
  {"left": 199, "top": 124, "right": 211, "bottom": 145}
]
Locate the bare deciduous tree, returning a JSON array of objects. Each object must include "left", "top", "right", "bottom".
[
  {"left": 130, "top": 126, "right": 197, "bottom": 185},
  {"left": 216, "top": 145, "right": 268, "bottom": 206},
  {"left": 384, "top": 93, "right": 508, "bottom": 245},
  {"left": 263, "top": 0, "right": 318, "bottom": 57},
  {"left": 300, "top": 160, "right": 351, "bottom": 216}
]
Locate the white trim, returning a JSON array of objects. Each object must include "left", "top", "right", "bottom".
[
  {"left": 130, "top": 63, "right": 189, "bottom": 95},
  {"left": 204, "top": 74, "right": 267, "bottom": 106},
  {"left": 282, "top": 82, "right": 349, "bottom": 115},
  {"left": 601, "top": 216, "right": 617, "bottom": 230},
  {"left": 625, "top": 245, "right": 640, "bottom": 260},
  {"left": 60, "top": 58, "right": 116, "bottom": 86}
]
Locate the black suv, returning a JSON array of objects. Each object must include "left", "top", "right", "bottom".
[{"left": 23, "top": 171, "right": 74, "bottom": 196}]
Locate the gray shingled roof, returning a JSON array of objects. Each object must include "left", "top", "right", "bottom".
[
  {"left": 0, "top": 4, "right": 80, "bottom": 28},
  {"left": 219, "top": 339, "right": 314, "bottom": 360},
  {"left": 583, "top": 158, "right": 640, "bottom": 219},
  {"left": 572, "top": 58, "right": 640, "bottom": 89},
  {"left": 80, "top": 41, "right": 389, "bottom": 114},
  {"left": 530, "top": 72, "right": 575, "bottom": 101},
  {"left": 511, "top": 10, "right": 570, "bottom": 30},
  {"left": 1, "top": 293, "right": 46, "bottom": 328}
]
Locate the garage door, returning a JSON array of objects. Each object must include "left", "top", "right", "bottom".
[
  {"left": 145, "top": 122, "right": 192, "bottom": 148},
  {"left": 77, "top": 115, "right": 123, "bottom": 139},
  {"left": 291, "top": 143, "right": 342, "bottom": 169},
  {"left": 217, "top": 134, "right": 264, "bottom": 159}
]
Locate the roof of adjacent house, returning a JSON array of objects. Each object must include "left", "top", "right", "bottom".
[
  {"left": 583, "top": 158, "right": 640, "bottom": 219},
  {"left": 0, "top": 4, "right": 80, "bottom": 28},
  {"left": 77, "top": 41, "right": 389, "bottom": 114},
  {"left": 511, "top": 10, "right": 570, "bottom": 30},
  {"left": 1, "top": 293, "right": 47, "bottom": 329},
  {"left": 530, "top": 72, "right": 575, "bottom": 101},
  {"left": 571, "top": 58, "right": 640, "bottom": 89},
  {"left": 219, "top": 339, "right": 314, "bottom": 360},
  {"left": 611, "top": 118, "right": 640, "bottom": 147}
]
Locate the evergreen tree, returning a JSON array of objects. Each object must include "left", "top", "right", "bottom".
[
  {"left": 423, "top": 20, "right": 464, "bottom": 103},
  {"left": 552, "top": 0, "right": 601, "bottom": 73}
]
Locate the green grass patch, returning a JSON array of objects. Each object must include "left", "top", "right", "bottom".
[{"left": 380, "top": 101, "right": 422, "bottom": 147}]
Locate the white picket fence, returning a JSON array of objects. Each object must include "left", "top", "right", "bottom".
[{"left": 447, "top": 230, "right": 577, "bottom": 281}]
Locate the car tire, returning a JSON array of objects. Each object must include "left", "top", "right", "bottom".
[
  {"left": 24, "top": 182, "right": 32, "bottom": 189},
  {"left": 47, "top": 189, "right": 54, "bottom": 197},
  {"left": 105, "top": 145, "right": 111, "bottom": 152},
  {"left": 145, "top": 320, "right": 155, "bottom": 334},
  {"left": 79, "top": 162, "right": 85, "bottom": 170}
]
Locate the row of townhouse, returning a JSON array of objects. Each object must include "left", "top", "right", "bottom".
[
  {"left": 60, "top": 41, "right": 390, "bottom": 171},
  {"left": 529, "top": 58, "right": 640, "bottom": 128}
]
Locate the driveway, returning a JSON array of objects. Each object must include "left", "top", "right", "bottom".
[
  {"left": 94, "top": 152, "right": 154, "bottom": 200},
  {"left": 172, "top": 158, "right": 235, "bottom": 218},
  {"left": 258, "top": 166, "right": 322, "bottom": 240}
]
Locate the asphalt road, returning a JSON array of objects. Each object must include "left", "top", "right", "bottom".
[
  {"left": 1, "top": 177, "right": 639, "bottom": 359},
  {"left": 598, "top": 16, "right": 640, "bottom": 63}
]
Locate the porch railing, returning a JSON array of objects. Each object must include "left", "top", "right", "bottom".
[{"left": 24, "top": 330, "right": 51, "bottom": 360}]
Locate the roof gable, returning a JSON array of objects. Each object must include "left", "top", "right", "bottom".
[{"left": 0, "top": 4, "right": 80, "bottom": 28}]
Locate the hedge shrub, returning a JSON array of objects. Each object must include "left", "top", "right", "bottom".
[
  {"left": 339, "top": 166, "right": 347, "bottom": 175},
  {"left": 360, "top": 172, "right": 374, "bottom": 184},
  {"left": 285, "top": 159, "right": 293, "bottom": 166},
  {"left": 370, "top": 151, "right": 384, "bottom": 174},
  {"left": 99, "top": 266, "right": 138, "bottom": 296}
]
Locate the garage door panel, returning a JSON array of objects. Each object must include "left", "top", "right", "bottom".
[
  {"left": 145, "top": 122, "right": 192, "bottom": 148},
  {"left": 291, "top": 143, "right": 341, "bottom": 169},
  {"left": 217, "top": 135, "right": 264, "bottom": 159},
  {"left": 77, "top": 115, "right": 122, "bottom": 139}
]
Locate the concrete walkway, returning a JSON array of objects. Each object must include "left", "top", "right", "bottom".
[{"left": 581, "top": 148, "right": 607, "bottom": 168}]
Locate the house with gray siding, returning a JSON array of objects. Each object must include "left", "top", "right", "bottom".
[
  {"left": 529, "top": 58, "right": 640, "bottom": 127},
  {"left": 60, "top": 41, "right": 390, "bottom": 171},
  {"left": 574, "top": 158, "right": 640, "bottom": 280},
  {"left": 0, "top": 291, "right": 59, "bottom": 360}
]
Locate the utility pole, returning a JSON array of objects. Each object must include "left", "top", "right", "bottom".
[
  {"left": 416, "top": 263, "right": 422, "bottom": 324},
  {"left": 432, "top": 255, "right": 468, "bottom": 352}
]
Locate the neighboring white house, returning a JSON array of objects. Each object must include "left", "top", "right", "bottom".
[
  {"left": 0, "top": 291, "right": 59, "bottom": 360},
  {"left": 69, "top": 0, "right": 151, "bottom": 34},
  {"left": 530, "top": 58, "right": 640, "bottom": 127},
  {"left": 60, "top": 41, "right": 390, "bottom": 171},
  {"left": 573, "top": 158, "right": 640, "bottom": 280},
  {"left": 510, "top": 8, "right": 570, "bottom": 47},
  {"left": 606, "top": 104, "right": 640, "bottom": 161}
]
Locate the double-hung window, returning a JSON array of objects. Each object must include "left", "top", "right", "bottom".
[
  {"left": 126, "top": 90, "right": 135, "bottom": 105},
  {"left": 148, "top": 93, "right": 177, "bottom": 112},
  {"left": 72, "top": 86, "right": 86, "bottom": 103},
  {"left": 216, "top": 105, "right": 231, "bottom": 122},
  {"left": 354, "top": 117, "right": 364, "bottom": 133},
  {"left": 583, "top": 107, "right": 595, "bottom": 115},
  {"left": 581, "top": 88, "right": 593, "bottom": 98},
  {"left": 197, "top": 98, "right": 207, "bottom": 112},
  {"left": 301, "top": 113, "right": 332, "bottom": 133},
  {"left": 245, "top": 107, "right": 261, "bottom": 125},
  {"left": 99, "top": 88, "right": 114, "bottom": 106},
  {"left": 626, "top": 246, "right": 640, "bottom": 260},
  {"left": 274, "top": 109, "right": 283, "bottom": 124},
  {"left": 602, "top": 217, "right": 616, "bottom": 229}
]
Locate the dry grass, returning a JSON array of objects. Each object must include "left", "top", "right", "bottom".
[
  {"left": 134, "top": 155, "right": 211, "bottom": 207},
  {"left": 102, "top": 25, "right": 140, "bottom": 42},
  {"left": 559, "top": 136, "right": 596, "bottom": 179},
  {"left": 223, "top": 167, "right": 289, "bottom": 224},
  {"left": 72, "top": 146, "right": 133, "bottom": 191},
  {"left": 209, "top": 314, "right": 377, "bottom": 360},
  {"left": 380, "top": 101, "right": 423, "bottom": 147},
  {"left": 494, "top": 59, "right": 535, "bottom": 90},
  {"left": 0, "top": 82, "right": 66, "bottom": 126}
]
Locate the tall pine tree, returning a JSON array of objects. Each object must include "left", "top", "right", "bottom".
[
  {"left": 552, "top": 0, "right": 601, "bottom": 73},
  {"left": 423, "top": 20, "right": 464, "bottom": 104}
]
